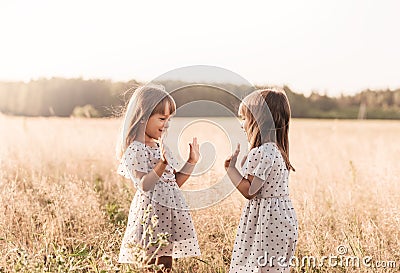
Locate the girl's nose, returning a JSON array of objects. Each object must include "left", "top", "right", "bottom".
[{"left": 165, "top": 120, "right": 170, "bottom": 128}]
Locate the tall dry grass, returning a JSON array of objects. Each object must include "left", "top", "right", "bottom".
[{"left": 0, "top": 115, "right": 399, "bottom": 272}]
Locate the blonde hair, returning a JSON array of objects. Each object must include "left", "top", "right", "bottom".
[
  {"left": 116, "top": 84, "right": 176, "bottom": 160},
  {"left": 239, "top": 88, "right": 295, "bottom": 171}
]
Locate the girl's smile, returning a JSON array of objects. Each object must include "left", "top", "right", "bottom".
[{"left": 144, "top": 102, "right": 172, "bottom": 141}]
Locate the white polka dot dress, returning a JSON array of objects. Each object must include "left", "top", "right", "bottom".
[
  {"left": 229, "top": 143, "right": 298, "bottom": 273},
  {"left": 117, "top": 141, "right": 201, "bottom": 262}
]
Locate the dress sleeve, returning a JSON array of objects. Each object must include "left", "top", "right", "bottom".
[
  {"left": 117, "top": 142, "right": 149, "bottom": 180},
  {"left": 241, "top": 144, "right": 275, "bottom": 195}
]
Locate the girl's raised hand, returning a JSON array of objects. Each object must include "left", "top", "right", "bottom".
[
  {"left": 224, "top": 143, "right": 240, "bottom": 170},
  {"left": 188, "top": 137, "right": 200, "bottom": 164},
  {"left": 159, "top": 137, "right": 168, "bottom": 164}
]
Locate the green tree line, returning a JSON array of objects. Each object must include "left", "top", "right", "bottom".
[{"left": 0, "top": 78, "right": 399, "bottom": 119}]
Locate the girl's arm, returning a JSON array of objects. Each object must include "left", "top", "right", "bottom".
[
  {"left": 175, "top": 137, "right": 199, "bottom": 187},
  {"left": 175, "top": 160, "right": 196, "bottom": 187},
  {"left": 132, "top": 139, "right": 171, "bottom": 191},
  {"left": 224, "top": 144, "right": 259, "bottom": 200},
  {"left": 134, "top": 160, "right": 168, "bottom": 191}
]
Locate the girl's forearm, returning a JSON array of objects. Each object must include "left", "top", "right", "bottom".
[
  {"left": 226, "top": 167, "right": 253, "bottom": 199},
  {"left": 139, "top": 160, "right": 167, "bottom": 191},
  {"left": 175, "top": 161, "right": 196, "bottom": 187}
]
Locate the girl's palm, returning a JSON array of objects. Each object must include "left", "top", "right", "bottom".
[
  {"left": 159, "top": 138, "right": 168, "bottom": 163},
  {"left": 188, "top": 137, "right": 200, "bottom": 164},
  {"left": 224, "top": 143, "right": 240, "bottom": 170}
]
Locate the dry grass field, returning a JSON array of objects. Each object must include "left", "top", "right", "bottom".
[{"left": 1, "top": 115, "right": 399, "bottom": 272}]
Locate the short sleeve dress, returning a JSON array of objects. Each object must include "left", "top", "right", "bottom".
[
  {"left": 117, "top": 141, "right": 201, "bottom": 262},
  {"left": 229, "top": 143, "right": 298, "bottom": 273}
]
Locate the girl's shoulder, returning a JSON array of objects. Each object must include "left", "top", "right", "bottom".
[
  {"left": 128, "top": 140, "right": 160, "bottom": 151},
  {"left": 248, "top": 142, "right": 279, "bottom": 157},
  {"left": 123, "top": 140, "right": 157, "bottom": 160},
  {"left": 118, "top": 141, "right": 150, "bottom": 179},
  {"left": 126, "top": 140, "right": 147, "bottom": 153},
  {"left": 246, "top": 142, "right": 284, "bottom": 166},
  {"left": 242, "top": 142, "right": 281, "bottom": 182}
]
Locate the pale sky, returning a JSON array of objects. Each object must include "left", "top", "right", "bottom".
[{"left": 1, "top": 0, "right": 399, "bottom": 96}]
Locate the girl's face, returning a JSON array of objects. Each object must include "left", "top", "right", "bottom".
[
  {"left": 145, "top": 102, "right": 172, "bottom": 141},
  {"left": 238, "top": 107, "right": 250, "bottom": 141}
]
